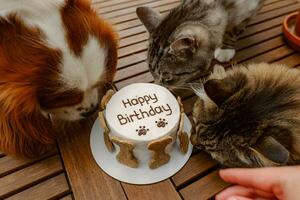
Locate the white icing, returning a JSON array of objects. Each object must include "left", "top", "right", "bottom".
[
  {"left": 105, "top": 83, "right": 180, "bottom": 142},
  {"left": 105, "top": 83, "right": 181, "bottom": 167}
]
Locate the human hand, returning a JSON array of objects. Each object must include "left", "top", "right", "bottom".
[{"left": 215, "top": 166, "right": 300, "bottom": 200}]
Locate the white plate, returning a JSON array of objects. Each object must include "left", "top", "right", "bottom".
[{"left": 90, "top": 114, "right": 193, "bottom": 185}]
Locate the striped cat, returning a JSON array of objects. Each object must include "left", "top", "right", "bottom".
[
  {"left": 137, "top": 0, "right": 265, "bottom": 86},
  {"left": 190, "top": 63, "right": 300, "bottom": 167}
]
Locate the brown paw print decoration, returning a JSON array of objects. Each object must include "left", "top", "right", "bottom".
[
  {"left": 136, "top": 126, "right": 149, "bottom": 136},
  {"left": 155, "top": 118, "right": 168, "bottom": 128}
]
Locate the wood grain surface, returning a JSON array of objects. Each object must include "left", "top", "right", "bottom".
[{"left": 58, "top": 121, "right": 127, "bottom": 200}]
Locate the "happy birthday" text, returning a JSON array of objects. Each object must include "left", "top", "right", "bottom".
[
  {"left": 117, "top": 104, "right": 172, "bottom": 125},
  {"left": 122, "top": 94, "right": 158, "bottom": 108},
  {"left": 117, "top": 93, "right": 173, "bottom": 125}
]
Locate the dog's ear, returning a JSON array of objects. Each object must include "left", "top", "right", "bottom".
[
  {"left": 67, "top": 0, "right": 91, "bottom": 8},
  {"left": 80, "top": 0, "right": 91, "bottom": 5},
  {"left": 0, "top": 110, "right": 57, "bottom": 157},
  {"left": 0, "top": 88, "right": 57, "bottom": 157}
]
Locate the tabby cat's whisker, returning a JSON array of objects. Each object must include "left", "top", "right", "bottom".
[
  {"left": 167, "top": 85, "right": 192, "bottom": 90},
  {"left": 185, "top": 82, "right": 205, "bottom": 97}
]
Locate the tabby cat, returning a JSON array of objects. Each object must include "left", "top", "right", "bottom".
[
  {"left": 137, "top": 0, "right": 265, "bottom": 86},
  {"left": 190, "top": 63, "right": 300, "bottom": 167}
]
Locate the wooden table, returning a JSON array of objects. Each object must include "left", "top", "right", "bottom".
[{"left": 1, "top": 0, "right": 300, "bottom": 199}]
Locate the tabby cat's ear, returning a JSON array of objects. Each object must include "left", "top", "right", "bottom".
[
  {"left": 169, "top": 36, "right": 197, "bottom": 56},
  {"left": 136, "top": 7, "right": 162, "bottom": 34},
  {"left": 250, "top": 136, "right": 289, "bottom": 166},
  {"left": 203, "top": 78, "right": 236, "bottom": 106}
]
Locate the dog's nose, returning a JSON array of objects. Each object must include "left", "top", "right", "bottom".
[{"left": 81, "top": 106, "right": 98, "bottom": 118}]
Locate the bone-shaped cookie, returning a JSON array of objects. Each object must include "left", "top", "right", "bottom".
[
  {"left": 98, "top": 89, "right": 116, "bottom": 152},
  {"left": 98, "top": 111, "right": 115, "bottom": 152},
  {"left": 111, "top": 136, "right": 139, "bottom": 168},
  {"left": 177, "top": 96, "right": 184, "bottom": 113},
  {"left": 177, "top": 97, "right": 189, "bottom": 154},
  {"left": 148, "top": 136, "right": 173, "bottom": 169},
  {"left": 100, "top": 89, "right": 115, "bottom": 111}
]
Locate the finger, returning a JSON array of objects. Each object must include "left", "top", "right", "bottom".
[
  {"left": 253, "top": 198, "right": 274, "bottom": 200},
  {"left": 215, "top": 185, "right": 254, "bottom": 200},
  {"left": 216, "top": 185, "right": 275, "bottom": 200},
  {"left": 219, "top": 168, "right": 290, "bottom": 193},
  {"left": 222, "top": 196, "right": 272, "bottom": 200},
  {"left": 224, "top": 195, "right": 253, "bottom": 200}
]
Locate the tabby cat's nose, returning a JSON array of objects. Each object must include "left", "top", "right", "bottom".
[{"left": 161, "top": 73, "right": 173, "bottom": 84}]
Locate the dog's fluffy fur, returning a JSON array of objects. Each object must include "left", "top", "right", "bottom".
[{"left": 0, "top": 0, "right": 118, "bottom": 157}]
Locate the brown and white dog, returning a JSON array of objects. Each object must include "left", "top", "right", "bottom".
[{"left": 0, "top": 0, "right": 118, "bottom": 157}]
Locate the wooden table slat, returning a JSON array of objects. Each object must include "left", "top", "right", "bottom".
[
  {"left": 0, "top": 150, "right": 57, "bottom": 178},
  {"left": 108, "top": 2, "right": 179, "bottom": 25},
  {"left": 100, "top": 0, "right": 176, "bottom": 16},
  {"left": 102, "top": 0, "right": 180, "bottom": 20},
  {"left": 237, "top": 25, "right": 282, "bottom": 51},
  {"left": 113, "top": 11, "right": 170, "bottom": 32},
  {"left": 180, "top": 170, "right": 230, "bottom": 200},
  {"left": 118, "top": 41, "right": 148, "bottom": 58},
  {"left": 0, "top": 155, "right": 63, "bottom": 199},
  {"left": 58, "top": 122, "right": 127, "bottom": 200},
  {"left": 6, "top": 173, "right": 70, "bottom": 200},
  {"left": 236, "top": 36, "right": 285, "bottom": 62},
  {"left": 118, "top": 25, "right": 146, "bottom": 39},
  {"left": 275, "top": 53, "right": 300, "bottom": 67},
  {"left": 172, "top": 152, "right": 218, "bottom": 188},
  {"left": 259, "top": 0, "right": 297, "bottom": 14},
  {"left": 241, "top": 13, "right": 293, "bottom": 38},
  {"left": 115, "top": 71, "right": 153, "bottom": 89},
  {"left": 118, "top": 51, "right": 147, "bottom": 69},
  {"left": 264, "top": 0, "right": 284, "bottom": 6},
  {"left": 115, "top": 62, "right": 148, "bottom": 82},
  {"left": 93, "top": 0, "right": 111, "bottom": 3},
  {"left": 249, "top": 3, "right": 299, "bottom": 26},
  {"left": 119, "top": 32, "right": 148, "bottom": 48},
  {"left": 122, "top": 180, "right": 182, "bottom": 200},
  {"left": 93, "top": 0, "right": 134, "bottom": 9},
  {"left": 247, "top": 45, "right": 294, "bottom": 64},
  {"left": 98, "top": 0, "right": 160, "bottom": 14},
  {"left": 59, "top": 194, "right": 74, "bottom": 200}
]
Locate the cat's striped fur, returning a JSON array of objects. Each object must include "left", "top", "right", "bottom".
[
  {"left": 137, "top": 0, "right": 265, "bottom": 87},
  {"left": 191, "top": 63, "right": 300, "bottom": 167}
]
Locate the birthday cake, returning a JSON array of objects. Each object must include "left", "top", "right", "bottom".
[{"left": 98, "top": 83, "right": 189, "bottom": 169}]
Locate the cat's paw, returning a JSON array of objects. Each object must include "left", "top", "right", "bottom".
[
  {"left": 214, "top": 48, "right": 236, "bottom": 63},
  {"left": 211, "top": 64, "right": 227, "bottom": 79}
]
